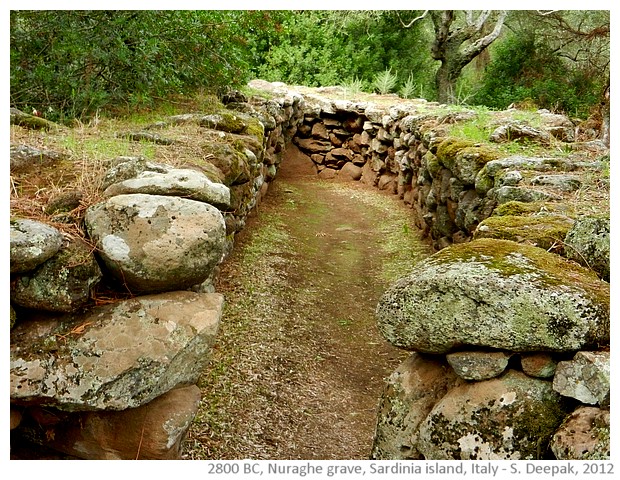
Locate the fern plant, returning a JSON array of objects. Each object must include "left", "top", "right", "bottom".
[
  {"left": 342, "top": 76, "right": 365, "bottom": 97},
  {"left": 373, "top": 68, "right": 398, "bottom": 95},
  {"left": 399, "top": 73, "right": 417, "bottom": 99}
]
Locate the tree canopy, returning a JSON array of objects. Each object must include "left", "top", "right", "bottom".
[{"left": 10, "top": 10, "right": 610, "bottom": 121}]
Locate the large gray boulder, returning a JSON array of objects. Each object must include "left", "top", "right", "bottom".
[
  {"left": 10, "top": 219, "right": 64, "bottom": 273},
  {"left": 10, "top": 291, "right": 223, "bottom": 411},
  {"left": 417, "top": 370, "right": 571, "bottom": 460},
  {"left": 85, "top": 194, "right": 226, "bottom": 293},
  {"left": 11, "top": 238, "right": 102, "bottom": 313},
  {"left": 376, "top": 239, "right": 609, "bottom": 354},
  {"left": 102, "top": 158, "right": 230, "bottom": 210}
]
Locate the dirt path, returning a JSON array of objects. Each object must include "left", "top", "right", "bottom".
[{"left": 185, "top": 146, "right": 432, "bottom": 460}]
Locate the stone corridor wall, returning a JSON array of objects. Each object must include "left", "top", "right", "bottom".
[
  {"left": 10, "top": 87, "right": 306, "bottom": 459},
  {"left": 10, "top": 79, "right": 610, "bottom": 460}
]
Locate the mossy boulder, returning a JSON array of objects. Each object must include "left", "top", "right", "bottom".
[
  {"left": 492, "top": 201, "right": 548, "bottom": 217},
  {"left": 473, "top": 214, "right": 575, "bottom": 254},
  {"left": 435, "top": 137, "right": 475, "bottom": 171},
  {"left": 417, "top": 370, "right": 571, "bottom": 460},
  {"left": 11, "top": 238, "right": 102, "bottom": 313},
  {"left": 376, "top": 238, "right": 609, "bottom": 354},
  {"left": 453, "top": 145, "right": 501, "bottom": 185}
]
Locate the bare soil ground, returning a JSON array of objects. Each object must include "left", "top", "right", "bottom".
[{"left": 184, "top": 146, "right": 432, "bottom": 460}]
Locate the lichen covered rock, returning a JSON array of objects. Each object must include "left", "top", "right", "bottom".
[
  {"left": 376, "top": 238, "right": 609, "bottom": 353},
  {"left": 564, "top": 215, "right": 610, "bottom": 282},
  {"left": 417, "top": 370, "right": 570, "bottom": 460},
  {"left": 10, "top": 291, "right": 223, "bottom": 411},
  {"left": 371, "top": 353, "right": 462, "bottom": 460},
  {"left": 10, "top": 219, "right": 64, "bottom": 273},
  {"left": 11, "top": 238, "right": 102, "bottom": 313},
  {"left": 85, "top": 194, "right": 226, "bottom": 293}
]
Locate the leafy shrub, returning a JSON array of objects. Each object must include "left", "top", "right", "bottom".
[
  {"left": 473, "top": 32, "right": 604, "bottom": 117},
  {"left": 10, "top": 11, "right": 273, "bottom": 121}
]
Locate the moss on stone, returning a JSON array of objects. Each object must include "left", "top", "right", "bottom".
[
  {"left": 474, "top": 215, "right": 574, "bottom": 252},
  {"left": 492, "top": 201, "right": 545, "bottom": 217},
  {"left": 436, "top": 137, "right": 475, "bottom": 170}
]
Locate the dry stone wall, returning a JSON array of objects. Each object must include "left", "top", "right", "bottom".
[
  {"left": 10, "top": 80, "right": 610, "bottom": 460},
  {"left": 257, "top": 82, "right": 609, "bottom": 461},
  {"left": 9, "top": 89, "right": 305, "bottom": 459}
]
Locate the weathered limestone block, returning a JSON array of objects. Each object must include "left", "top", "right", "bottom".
[
  {"left": 11, "top": 238, "right": 102, "bottom": 313},
  {"left": 10, "top": 219, "right": 64, "bottom": 273},
  {"left": 417, "top": 370, "right": 571, "bottom": 460},
  {"left": 493, "top": 185, "right": 561, "bottom": 204},
  {"left": 10, "top": 291, "right": 223, "bottom": 411},
  {"left": 446, "top": 351, "right": 513, "bottom": 381},
  {"left": 371, "top": 353, "right": 462, "bottom": 460},
  {"left": 376, "top": 239, "right": 610, "bottom": 354},
  {"left": 530, "top": 174, "right": 582, "bottom": 192},
  {"left": 17, "top": 385, "right": 201, "bottom": 460},
  {"left": 552, "top": 351, "right": 610, "bottom": 405},
  {"left": 564, "top": 215, "right": 610, "bottom": 282},
  {"left": 550, "top": 407, "right": 610, "bottom": 460},
  {"left": 85, "top": 194, "right": 226, "bottom": 293}
]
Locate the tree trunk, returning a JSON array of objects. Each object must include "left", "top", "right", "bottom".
[{"left": 430, "top": 10, "right": 507, "bottom": 104}]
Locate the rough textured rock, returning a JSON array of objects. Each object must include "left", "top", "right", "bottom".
[
  {"left": 10, "top": 144, "right": 65, "bottom": 173},
  {"left": 85, "top": 194, "right": 226, "bottom": 293},
  {"left": 493, "top": 185, "right": 560, "bottom": 204},
  {"left": 473, "top": 214, "right": 575, "bottom": 253},
  {"left": 10, "top": 291, "right": 223, "bottom": 411},
  {"left": 530, "top": 174, "right": 582, "bottom": 192},
  {"left": 337, "top": 162, "right": 363, "bottom": 181},
  {"left": 490, "top": 123, "right": 552, "bottom": 145},
  {"left": 371, "top": 353, "right": 462, "bottom": 460},
  {"left": 520, "top": 353, "right": 557, "bottom": 378},
  {"left": 550, "top": 407, "right": 610, "bottom": 460},
  {"left": 417, "top": 370, "right": 571, "bottom": 460},
  {"left": 10, "top": 219, "right": 64, "bottom": 273},
  {"left": 376, "top": 239, "right": 610, "bottom": 353},
  {"left": 103, "top": 164, "right": 231, "bottom": 210},
  {"left": 446, "top": 351, "right": 513, "bottom": 381},
  {"left": 564, "top": 215, "right": 610, "bottom": 282},
  {"left": 17, "top": 385, "right": 201, "bottom": 459},
  {"left": 11, "top": 238, "right": 102, "bottom": 313},
  {"left": 552, "top": 351, "right": 610, "bottom": 405}
]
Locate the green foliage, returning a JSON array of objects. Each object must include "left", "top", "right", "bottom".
[
  {"left": 373, "top": 68, "right": 398, "bottom": 94},
  {"left": 473, "top": 31, "right": 605, "bottom": 117},
  {"left": 342, "top": 76, "right": 366, "bottom": 97},
  {"left": 10, "top": 11, "right": 277, "bottom": 121},
  {"left": 254, "top": 11, "right": 435, "bottom": 91},
  {"left": 399, "top": 73, "right": 418, "bottom": 99}
]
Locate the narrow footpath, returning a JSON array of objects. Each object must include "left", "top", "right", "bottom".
[{"left": 185, "top": 146, "right": 432, "bottom": 460}]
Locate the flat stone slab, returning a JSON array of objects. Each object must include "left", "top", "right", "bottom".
[
  {"left": 376, "top": 238, "right": 610, "bottom": 354},
  {"left": 10, "top": 291, "right": 223, "bottom": 411}
]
